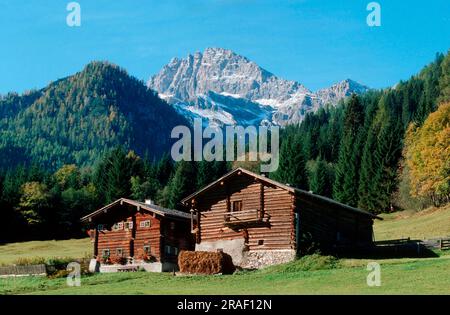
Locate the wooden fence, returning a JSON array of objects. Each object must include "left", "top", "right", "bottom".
[
  {"left": 440, "top": 239, "right": 450, "bottom": 250},
  {"left": 374, "top": 238, "right": 410, "bottom": 246},
  {"left": 0, "top": 264, "right": 47, "bottom": 277}
]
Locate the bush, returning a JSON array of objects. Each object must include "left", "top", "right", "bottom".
[
  {"left": 47, "top": 269, "right": 71, "bottom": 279},
  {"left": 266, "top": 254, "right": 340, "bottom": 273},
  {"left": 178, "top": 251, "right": 235, "bottom": 275},
  {"left": 135, "top": 250, "right": 156, "bottom": 263},
  {"left": 109, "top": 255, "right": 127, "bottom": 265}
]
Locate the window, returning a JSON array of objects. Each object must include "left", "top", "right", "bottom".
[
  {"left": 258, "top": 240, "right": 264, "bottom": 246},
  {"left": 116, "top": 248, "right": 123, "bottom": 256},
  {"left": 97, "top": 224, "right": 105, "bottom": 231},
  {"left": 170, "top": 222, "right": 176, "bottom": 230},
  {"left": 140, "top": 220, "right": 151, "bottom": 228},
  {"left": 124, "top": 221, "right": 133, "bottom": 230},
  {"left": 112, "top": 222, "right": 123, "bottom": 231},
  {"left": 143, "top": 245, "right": 151, "bottom": 254},
  {"left": 102, "top": 249, "right": 110, "bottom": 257},
  {"left": 164, "top": 245, "right": 179, "bottom": 256},
  {"left": 232, "top": 200, "right": 242, "bottom": 212}
]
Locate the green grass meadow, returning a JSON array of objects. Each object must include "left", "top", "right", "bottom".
[
  {"left": 1, "top": 205, "right": 449, "bottom": 295},
  {"left": 0, "top": 238, "right": 92, "bottom": 266},
  {"left": 1, "top": 255, "right": 449, "bottom": 295}
]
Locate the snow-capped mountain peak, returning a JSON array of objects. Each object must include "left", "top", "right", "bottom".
[{"left": 148, "top": 48, "right": 369, "bottom": 126}]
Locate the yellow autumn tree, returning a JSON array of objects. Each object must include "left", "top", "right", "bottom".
[
  {"left": 17, "top": 182, "right": 50, "bottom": 225},
  {"left": 404, "top": 102, "right": 450, "bottom": 205}
]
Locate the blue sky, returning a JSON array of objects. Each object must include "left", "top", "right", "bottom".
[{"left": 0, "top": 0, "right": 448, "bottom": 94}]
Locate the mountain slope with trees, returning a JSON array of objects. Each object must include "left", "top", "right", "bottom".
[
  {"left": 277, "top": 51, "right": 449, "bottom": 213},
  {"left": 0, "top": 51, "right": 448, "bottom": 243},
  {"left": 0, "top": 61, "right": 188, "bottom": 170}
]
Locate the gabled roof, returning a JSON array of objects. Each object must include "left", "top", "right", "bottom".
[
  {"left": 181, "top": 167, "right": 382, "bottom": 220},
  {"left": 80, "top": 198, "right": 190, "bottom": 223}
]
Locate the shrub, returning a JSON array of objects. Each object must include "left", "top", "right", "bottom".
[
  {"left": 47, "top": 269, "right": 71, "bottom": 279},
  {"left": 135, "top": 250, "right": 156, "bottom": 263},
  {"left": 265, "top": 254, "right": 340, "bottom": 273},
  {"left": 178, "top": 251, "right": 235, "bottom": 275},
  {"left": 109, "top": 255, "right": 127, "bottom": 265}
]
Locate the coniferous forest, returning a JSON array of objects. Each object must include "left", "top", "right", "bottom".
[{"left": 0, "top": 51, "right": 448, "bottom": 243}]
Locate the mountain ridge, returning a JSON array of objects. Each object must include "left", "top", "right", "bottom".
[
  {"left": 148, "top": 47, "right": 369, "bottom": 126},
  {"left": 0, "top": 61, "right": 188, "bottom": 169}
]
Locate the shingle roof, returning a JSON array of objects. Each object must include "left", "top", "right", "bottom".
[{"left": 80, "top": 198, "right": 190, "bottom": 222}]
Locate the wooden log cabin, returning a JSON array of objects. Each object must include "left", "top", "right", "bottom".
[
  {"left": 80, "top": 198, "right": 192, "bottom": 272},
  {"left": 181, "top": 168, "right": 381, "bottom": 269}
]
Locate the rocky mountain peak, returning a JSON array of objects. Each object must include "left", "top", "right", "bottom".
[{"left": 148, "top": 48, "right": 369, "bottom": 127}]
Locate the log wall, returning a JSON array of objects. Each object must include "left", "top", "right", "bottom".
[
  {"left": 91, "top": 204, "right": 191, "bottom": 262},
  {"left": 194, "top": 175, "right": 296, "bottom": 251},
  {"left": 296, "top": 193, "right": 374, "bottom": 249}
]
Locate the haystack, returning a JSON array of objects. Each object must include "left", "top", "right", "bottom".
[{"left": 178, "top": 250, "right": 235, "bottom": 275}]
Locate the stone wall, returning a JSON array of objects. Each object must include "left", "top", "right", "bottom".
[
  {"left": 98, "top": 261, "right": 177, "bottom": 273},
  {"left": 241, "top": 250, "right": 296, "bottom": 269},
  {"left": 196, "top": 239, "right": 296, "bottom": 269},
  {"left": 195, "top": 238, "right": 247, "bottom": 266}
]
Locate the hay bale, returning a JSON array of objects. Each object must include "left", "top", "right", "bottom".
[{"left": 178, "top": 250, "right": 236, "bottom": 275}]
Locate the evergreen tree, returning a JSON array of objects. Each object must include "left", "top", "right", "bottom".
[
  {"left": 310, "top": 157, "right": 333, "bottom": 197},
  {"left": 164, "top": 161, "right": 197, "bottom": 209},
  {"left": 130, "top": 175, "right": 160, "bottom": 201},
  {"left": 94, "top": 147, "right": 138, "bottom": 203},
  {"left": 438, "top": 51, "right": 450, "bottom": 103},
  {"left": 272, "top": 135, "right": 308, "bottom": 190},
  {"left": 358, "top": 95, "right": 404, "bottom": 212},
  {"left": 333, "top": 94, "right": 365, "bottom": 206},
  {"left": 155, "top": 153, "right": 174, "bottom": 187},
  {"left": 196, "top": 161, "right": 215, "bottom": 190}
]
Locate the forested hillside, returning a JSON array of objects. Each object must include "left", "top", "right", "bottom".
[
  {"left": 0, "top": 52, "right": 448, "bottom": 243},
  {"left": 274, "top": 51, "right": 449, "bottom": 213},
  {"left": 0, "top": 147, "right": 230, "bottom": 243},
  {"left": 0, "top": 61, "right": 188, "bottom": 170}
]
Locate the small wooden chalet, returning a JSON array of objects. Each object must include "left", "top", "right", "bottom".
[
  {"left": 80, "top": 198, "right": 192, "bottom": 272},
  {"left": 182, "top": 168, "right": 382, "bottom": 269}
]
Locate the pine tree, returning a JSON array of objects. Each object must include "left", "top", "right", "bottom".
[
  {"left": 155, "top": 153, "right": 174, "bottom": 187},
  {"left": 165, "top": 161, "right": 197, "bottom": 209},
  {"left": 197, "top": 161, "right": 215, "bottom": 190},
  {"left": 438, "top": 51, "right": 450, "bottom": 103},
  {"left": 333, "top": 94, "right": 365, "bottom": 206},
  {"left": 94, "top": 147, "right": 134, "bottom": 203},
  {"left": 272, "top": 135, "right": 308, "bottom": 190},
  {"left": 105, "top": 147, "right": 132, "bottom": 202},
  {"left": 310, "top": 157, "right": 332, "bottom": 197},
  {"left": 358, "top": 95, "right": 404, "bottom": 212}
]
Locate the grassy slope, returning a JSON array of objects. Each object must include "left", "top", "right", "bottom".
[
  {"left": 374, "top": 204, "right": 450, "bottom": 241},
  {"left": 1, "top": 205, "right": 450, "bottom": 294},
  {"left": 0, "top": 238, "right": 92, "bottom": 265},
  {"left": 1, "top": 256, "right": 449, "bottom": 295}
]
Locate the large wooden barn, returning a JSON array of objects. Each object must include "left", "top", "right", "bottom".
[
  {"left": 182, "top": 168, "right": 381, "bottom": 269},
  {"left": 80, "top": 198, "right": 192, "bottom": 272}
]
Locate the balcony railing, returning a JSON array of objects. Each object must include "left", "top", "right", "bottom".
[{"left": 223, "top": 209, "right": 269, "bottom": 227}]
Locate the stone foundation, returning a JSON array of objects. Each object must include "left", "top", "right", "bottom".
[
  {"left": 195, "top": 239, "right": 297, "bottom": 269},
  {"left": 195, "top": 239, "right": 247, "bottom": 266},
  {"left": 241, "top": 250, "right": 296, "bottom": 269},
  {"left": 98, "top": 261, "right": 177, "bottom": 273}
]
